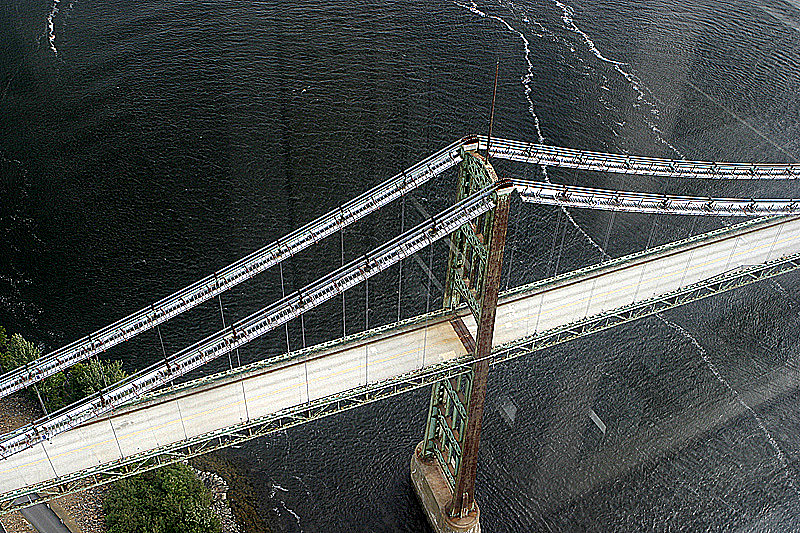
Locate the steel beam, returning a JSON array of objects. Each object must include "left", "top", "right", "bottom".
[
  {"left": 4, "top": 249, "right": 799, "bottom": 514},
  {"left": 0, "top": 188, "right": 497, "bottom": 459},
  {"left": 0, "top": 139, "right": 467, "bottom": 400},
  {"left": 423, "top": 148, "right": 511, "bottom": 522},
  {"left": 485, "top": 136, "right": 800, "bottom": 179},
  {"left": 451, "top": 187, "right": 510, "bottom": 518},
  {"left": 514, "top": 179, "right": 800, "bottom": 216}
]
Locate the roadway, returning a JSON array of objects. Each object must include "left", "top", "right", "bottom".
[
  {"left": 18, "top": 497, "right": 70, "bottom": 533},
  {"left": 1, "top": 215, "right": 800, "bottom": 496},
  {"left": 6, "top": 134, "right": 800, "bottom": 401}
]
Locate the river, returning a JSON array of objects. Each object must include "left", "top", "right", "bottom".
[{"left": 2, "top": 0, "right": 800, "bottom": 530}]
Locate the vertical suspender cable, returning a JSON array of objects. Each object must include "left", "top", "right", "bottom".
[
  {"left": 93, "top": 353, "right": 125, "bottom": 458},
  {"left": 602, "top": 211, "right": 616, "bottom": 255},
  {"left": 547, "top": 206, "right": 562, "bottom": 278},
  {"left": 297, "top": 278, "right": 310, "bottom": 402},
  {"left": 33, "top": 384, "right": 47, "bottom": 416},
  {"left": 279, "top": 263, "right": 291, "bottom": 354},
  {"left": 505, "top": 204, "right": 519, "bottom": 291},
  {"left": 156, "top": 325, "right": 175, "bottom": 385},
  {"left": 40, "top": 441, "right": 57, "bottom": 478},
  {"left": 301, "top": 312, "right": 307, "bottom": 349},
  {"left": 421, "top": 241, "right": 434, "bottom": 369},
  {"left": 554, "top": 210, "right": 569, "bottom": 276},
  {"left": 364, "top": 265, "right": 369, "bottom": 385},
  {"left": 397, "top": 196, "right": 406, "bottom": 323},
  {"left": 303, "top": 321, "right": 310, "bottom": 404},
  {"left": 646, "top": 181, "right": 668, "bottom": 251},
  {"left": 341, "top": 221, "right": 347, "bottom": 338},
  {"left": 602, "top": 167, "right": 628, "bottom": 259},
  {"left": 217, "top": 295, "right": 235, "bottom": 370}
]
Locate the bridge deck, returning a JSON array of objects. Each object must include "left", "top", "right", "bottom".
[{"left": 2, "top": 215, "right": 800, "bottom": 495}]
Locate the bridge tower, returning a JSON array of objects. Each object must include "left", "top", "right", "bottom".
[{"left": 411, "top": 144, "right": 510, "bottom": 533}]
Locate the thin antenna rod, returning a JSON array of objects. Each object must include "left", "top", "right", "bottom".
[{"left": 486, "top": 58, "right": 500, "bottom": 158}]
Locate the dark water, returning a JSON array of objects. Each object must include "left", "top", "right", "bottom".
[{"left": 3, "top": 0, "right": 800, "bottom": 530}]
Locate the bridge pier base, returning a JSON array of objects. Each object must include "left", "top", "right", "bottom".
[{"left": 410, "top": 442, "right": 481, "bottom": 533}]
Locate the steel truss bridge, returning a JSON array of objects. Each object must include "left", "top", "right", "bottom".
[{"left": 1, "top": 135, "right": 799, "bottom": 521}]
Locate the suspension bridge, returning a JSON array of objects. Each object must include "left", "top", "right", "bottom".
[{"left": 1, "top": 136, "right": 799, "bottom": 532}]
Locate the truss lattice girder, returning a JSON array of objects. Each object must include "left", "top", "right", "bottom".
[
  {"left": 425, "top": 148, "right": 508, "bottom": 516},
  {"left": 484, "top": 136, "right": 800, "bottom": 179},
  {"left": 0, "top": 187, "right": 497, "bottom": 459},
  {"left": 0, "top": 139, "right": 468, "bottom": 402},
  {"left": 7, "top": 134, "right": 799, "bottom": 405},
  {"left": 513, "top": 179, "right": 800, "bottom": 216},
  {"left": 3, "top": 228, "right": 800, "bottom": 514},
  {"left": 3, "top": 213, "right": 797, "bottom": 495}
]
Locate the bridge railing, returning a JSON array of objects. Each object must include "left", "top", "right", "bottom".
[
  {"left": 6, "top": 135, "right": 800, "bottom": 450},
  {"left": 513, "top": 179, "right": 800, "bottom": 216},
  {"left": 484, "top": 136, "right": 800, "bottom": 179},
  {"left": 0, "top": 137, "right": 471, "bottom": 401},
  {"left": 0, "top": 183, "right": 500, "bottom": 459},
  {"left": 4, "top": 215, "right": 800, "bottom": 510},
  {"left": 8, "top": 135, "right": 799, "bottom": 402}
]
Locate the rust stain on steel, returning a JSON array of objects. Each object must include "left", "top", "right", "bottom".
[
  {"left": 449, "top": 317, "right": 477, "bottom": 354},
  {"left": 450, "top": 192, "right": 510, "bottom": 518}
]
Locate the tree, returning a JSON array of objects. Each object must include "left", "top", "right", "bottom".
[
  {"left": 38, "top": 359, "right": 128, "bottom": 412},
  {"left": 104, "top": 463, "right": 221, "bottom": 533},
  {"left": 0, "top": 328, "right": 127, "bottom": 412},
  {"left": 39, "top": 359, "right": 127, "bottom": 411},
  {"left": 0, "top": 333, "right": 41, "bottom": 372}
]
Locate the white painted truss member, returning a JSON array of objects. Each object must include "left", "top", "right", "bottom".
[{"left": 514, "top": 179, "right": 800, "bottom": 216}]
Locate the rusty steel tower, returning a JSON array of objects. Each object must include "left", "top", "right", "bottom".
[{"left": 411, "top": 144, "right": 511, "bottom": 533}]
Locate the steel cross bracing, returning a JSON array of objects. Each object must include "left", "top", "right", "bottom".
[
  {"left": 483, "top": 136, "right": 800, "bottom": 179},
  {"left": 0, "top": 138, "right": 469, "bottom": 401},
  {"left": 3, "top": 228, "right": 799, "bottom": 514},
  {"left": 513, "top": 179, "right": 800, "bottom": 216},
  {"left": 422, "top": 148, "right": 509, "bottom": 518},
  {"left": 5, "top": 147, "right": 800, "bottom": 456},
  {"left": 5, "top": 136, "right": 799, "bottom": 402},
  {"left": 0, "top": 184, "right": 499, "bottom": 459},
  {"left": 3, "top": 136, "right": 799, "bottom": 463}
]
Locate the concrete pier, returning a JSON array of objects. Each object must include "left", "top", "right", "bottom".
[{"left": 410, "top": 442, "right": 480, "bottom": 533}]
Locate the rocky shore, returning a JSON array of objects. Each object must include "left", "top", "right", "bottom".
[
  {"left": 0, "top": 393, "right": 251, "bottom": 533},
  {"left": 191, "top": 467, "right": 242, "bottom": 533},
  {"left": 192, "top": 454, "right": 273, "bottom": 533}
]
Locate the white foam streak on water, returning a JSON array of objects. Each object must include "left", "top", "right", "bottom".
[
  {"left": 47, "top": 0, "right": 60, "bottom": 55},
  {"left": 456, "top": 0, "right": 608, "bottom": 259},
  {"left": 551, "top": 0, "right": 685, "bottom": 159},
  {"left": 455, "top": 1, "right": 545, "bottom": 146},
  {"left": 562, "top": 208, "right": 609, "bottom": 258},
  {"left": 279, "top": 498, "right": 303, "bottom": 530},
  {"left": 455, "top": 2, "right": 800, "bottom": 478},
  {"left": 661, "top": 316, "right": 799, "bottom": 495},
  {"left": 554, "top": 0, "right": 626, "bottom": 67}
]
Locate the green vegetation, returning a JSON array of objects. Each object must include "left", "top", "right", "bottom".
[
  {"left": 0, "top": 327, "right": 126, "bottom": 412},
  {"left": 0, "top": 328, "right": 219, "bottom": 532},
  {"left": 38, "top": 358, "right": 126, "bottom": 411},
  {"left": 194, "top": 454, "right": 273, "bottom": 533},
  {"left": 104, "top": 463, "right": 221, "bottom": 533}
]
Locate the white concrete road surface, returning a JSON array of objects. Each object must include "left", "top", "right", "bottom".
[{"left": 2, "top": 216, "right": 800, "bottom": 495}]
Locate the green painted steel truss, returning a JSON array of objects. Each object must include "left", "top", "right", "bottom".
[
  {"left": 423, "top": 148, "right": 504, "bottom": 496},
  {"left": 2, "top": 247, "right": 800, "bottom": 515}
]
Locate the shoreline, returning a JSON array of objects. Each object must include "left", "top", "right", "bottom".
[
  {"left": 192, "top": 453, "right": 274, "bottom": 533},
  {"left": 0, "top": 393, "right": 255, "bottom": 533},
  {"left": 0, "top": 393, "right": 107, "bottom": 533}
]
